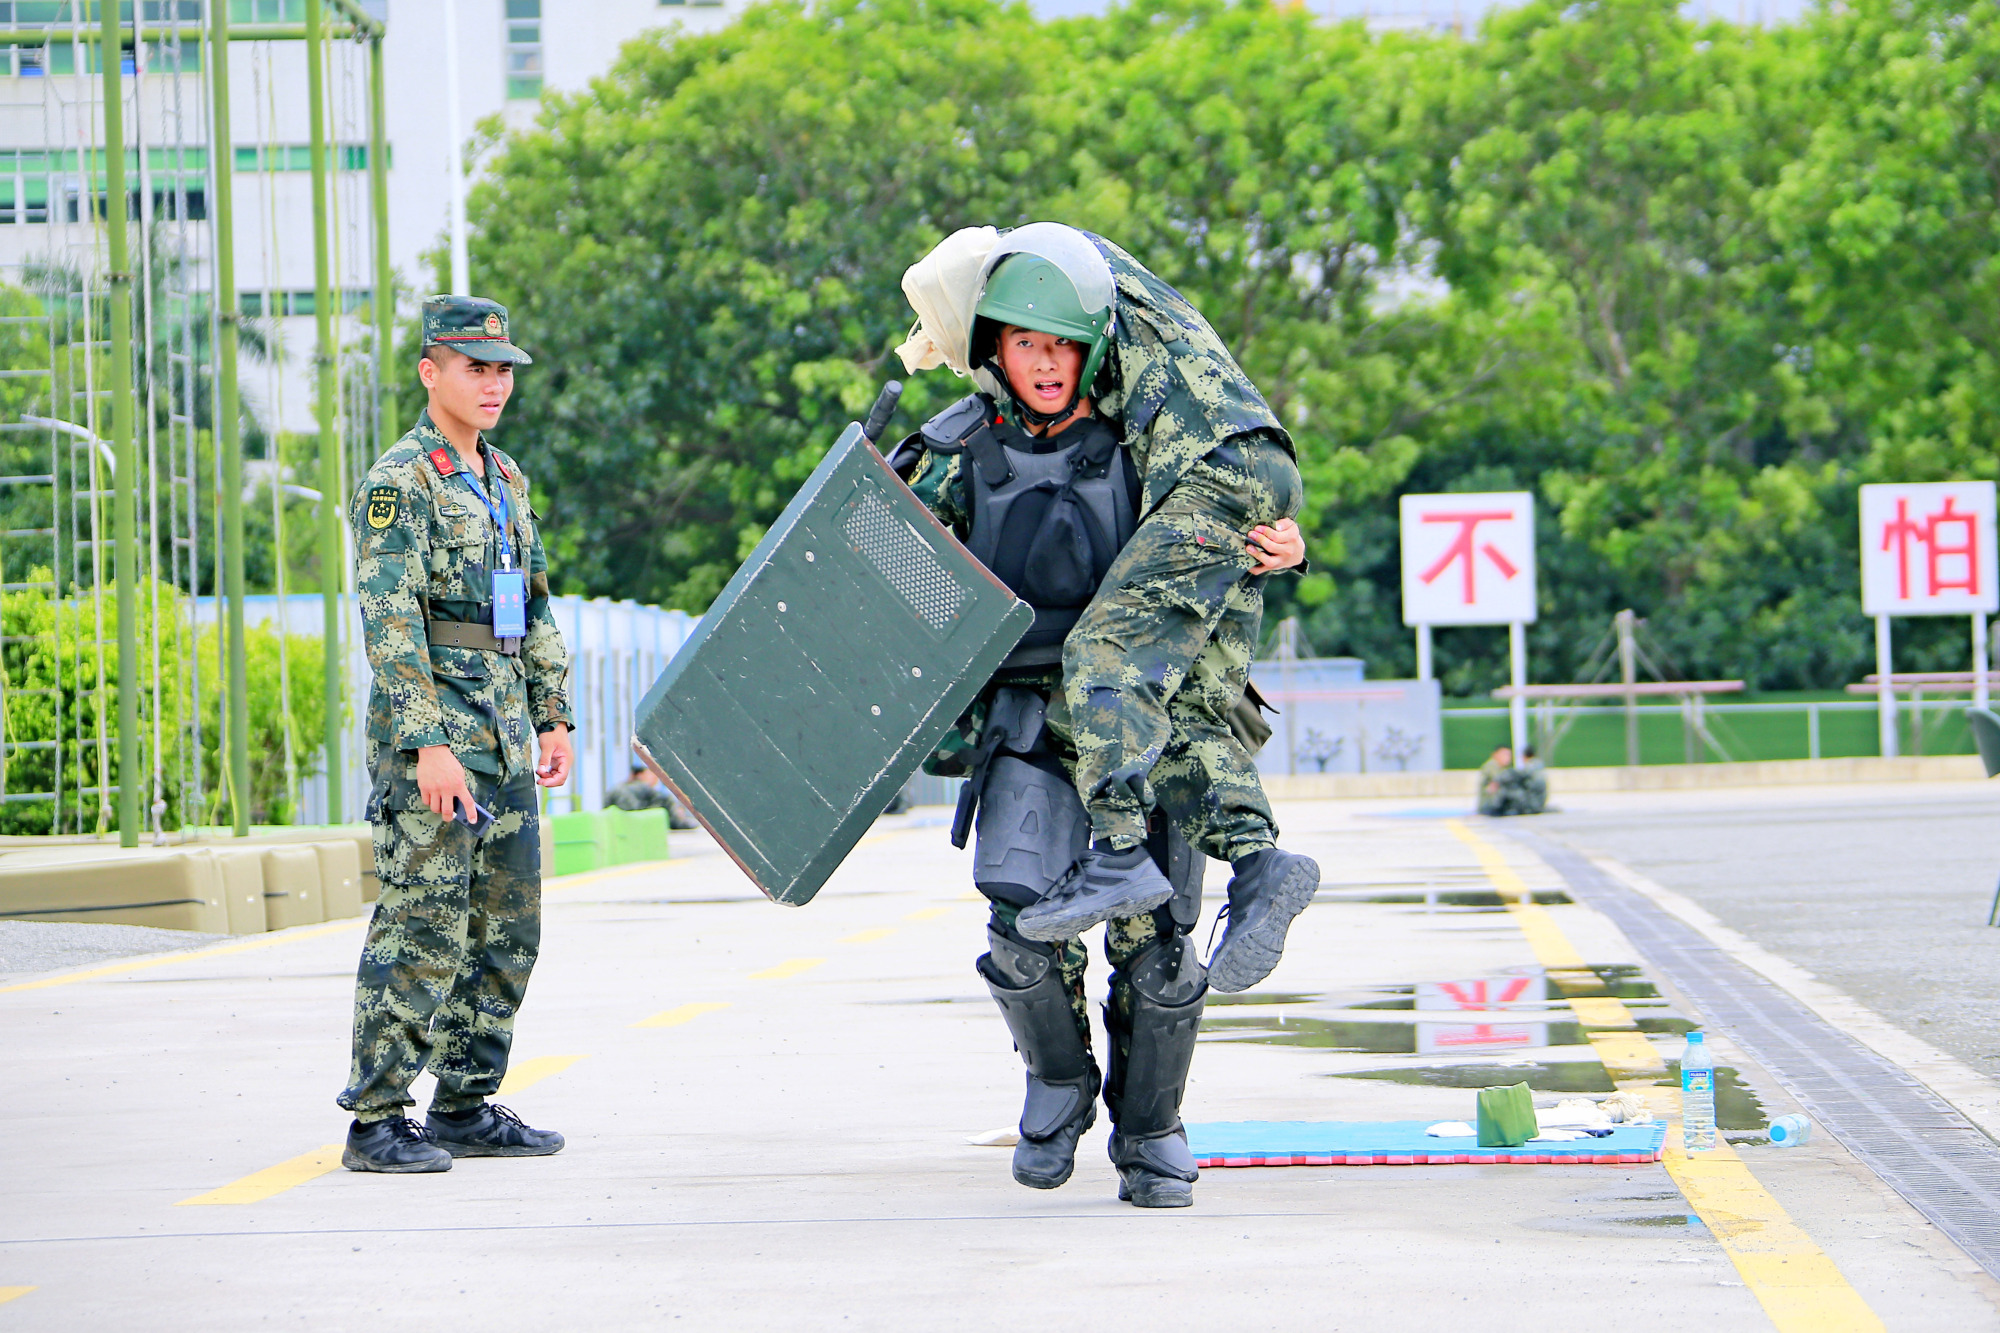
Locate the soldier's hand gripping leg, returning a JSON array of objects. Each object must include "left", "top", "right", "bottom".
[
  {"left": 1104, "top": 927, "right": 1207, "bottom": 1208},
  {"left": 979, "top": 920, "right": 1099, "bottom": 1189}
]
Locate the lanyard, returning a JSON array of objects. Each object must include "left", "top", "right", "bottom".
[{"left": 458, "top": 453, "right": 515, "bottom": 570}]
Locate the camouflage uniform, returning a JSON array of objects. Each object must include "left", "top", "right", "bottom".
[
  {"left": 912, "top": 237, "right": 1302, "bottom": 863},
  {"left": 337, "top": 391, "right": 572, "bottom": 1124},
  {"left": 1064, "top": 236, "right": 1302, "bottom": 860}
]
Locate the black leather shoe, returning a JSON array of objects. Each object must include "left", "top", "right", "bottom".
[
  {"left": 1016, "top": 846, "right": 1173, "bottom": 942},
  {"left": 1207, "top": 849, "right": 1320, "bottom": 994},
  {"left": 425, "top": 1103, "right": 565, "bottom": 1158},
  {"left": 342, "top": 1117, "right": 453, "bottom": 1173}
]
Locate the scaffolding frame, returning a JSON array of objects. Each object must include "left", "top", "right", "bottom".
[{"left": 0, "top": 0, "right": 390, "bottom": 845}]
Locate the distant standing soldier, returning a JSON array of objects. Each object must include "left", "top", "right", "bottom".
[{"left": 337, "top": 295, "right": 575, "bottom": 1173}]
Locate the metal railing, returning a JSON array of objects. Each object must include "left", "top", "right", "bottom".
[{"left": 1442, "top": 696, "right": 1972, "bottom": 764}]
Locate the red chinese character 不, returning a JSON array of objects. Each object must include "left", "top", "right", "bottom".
[{"left": 1420, "top": 510, "right": 1521, "bottom": 605}]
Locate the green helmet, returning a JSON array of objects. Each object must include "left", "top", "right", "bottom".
[{"left": 973, "top": 222, "right": 1116, "bottom": 398}]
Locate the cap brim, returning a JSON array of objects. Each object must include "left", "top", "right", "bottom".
[{"left": 434, "top": 337, "right": 533, "bottom": 365}]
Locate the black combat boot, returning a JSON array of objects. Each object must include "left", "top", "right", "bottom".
[
  {"left": 979, "top": 922, "right": 1101, "bottom": 1189},
  {"left": 1206, "top": 848, "right": 1321, "bottom": 994},
  {"left": 1015, "top": 844, "right": 1173, "bottom": 942},
  {"left": 342, "top": 1117, "right": 454, "bottom": 1173},
  {"left": 425, "top": 1103, "right": 565, "bottom": 1158},
  {"left": 1104, "top": 933, "right": 1206, "bottom": 1209}
]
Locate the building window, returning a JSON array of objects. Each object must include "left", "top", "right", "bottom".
[
  {"left": 231, "top": 143, "right": 380, "bottom": 173},
  {"left": 505, "top": 0, "right": 541, "bottom": 101}
]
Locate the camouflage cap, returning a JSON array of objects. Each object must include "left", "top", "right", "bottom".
[{"left": 421, "top": 294, "right": 532, "bottom": 364}]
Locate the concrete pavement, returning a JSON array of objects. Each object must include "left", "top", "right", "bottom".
[{"left": 2, "top": 796, "right": 1996, "bottom": 1329}]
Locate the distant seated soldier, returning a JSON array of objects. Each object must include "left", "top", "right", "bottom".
[
  {"left": 1477, "top": 745, "right": 1547, "bottom": 817},
  {"left": 607, "top": 761, "right": 696, "bottom": 829}
]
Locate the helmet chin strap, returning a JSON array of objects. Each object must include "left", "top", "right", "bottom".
[{"left": 983, "top": 358, "right": 1083, "bottom": 433}]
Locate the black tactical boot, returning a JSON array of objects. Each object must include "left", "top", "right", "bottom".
[
  {"left": 1015, "top": 844, "right": 1173, "bottom": 942},
  {"left": 342, "top": 1117, "right": 453, "bottom": 1174},
  {"left": 1206, "top": 849, "right": 1321, "bottom": 994},
  {"left": 425, "top": 1103, "right": 565, "bottom": 1158},
  {"left": 980, "top": 922, "right": 1101, "bottom": 1189},
  {"left": 1013, "top": 1067, "right": 1100, "bottom": 1189},
  {"left": 1110, "top": 1127, "right": 1198, "bottom": 1208},
  {"left": 1104, "top": 933, "right": 1205, "bottom": 1209}
]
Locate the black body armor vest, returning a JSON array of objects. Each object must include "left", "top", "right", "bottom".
[{"left": 904, "top": 393, "right": 1140, "bottom": 669}]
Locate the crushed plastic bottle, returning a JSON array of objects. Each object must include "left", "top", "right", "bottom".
[{"left": 1681, "top": 1030, "right": 1716, "bottom": 1153}]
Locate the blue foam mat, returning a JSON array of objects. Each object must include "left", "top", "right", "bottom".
[{"left": 1186, "top": 1119, "right": 1668, "bottom": 1166}]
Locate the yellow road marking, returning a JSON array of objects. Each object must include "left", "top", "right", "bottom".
[
  {"left": 1446, "top": 821, "right": 1586, "bottom": 969},
  {"left": 546, "top": 861, "right": 673, "bottom": 892},
  {"left": 633, "top": 1001, "right": 730, "bottom": 1028},
  {"left": 0, "top": 920, "right": 362, "bottom": 996},
  {"left": 1568, "top": 995, "right": 1637, "bottom": 1028},
  {"left": 902, "top": 907, "right": 953, "bottom": 922},
  {"left": 176, "top": 1145, "right": 342, "bottom": 1206},
  {"left": 0, "top": 1287, "right": 35, "bottom": 1306},
  {"left": 749, "top": 957, "right": 824, "bottom": 980},
  {"left": 1666, "top": 1135, "right": 1885, "bottom": 1332},
  {"left": 1449, "top": 820, "right": 1882, "bottom": 1333},
  {"left": 840, "top": 927, "right": 897, "bottom": 944},
  {"left": 1590, "top": 1029, "right": 1668, "bottom": 1077},
  {"left": 498, "top": 1053, "right": 588, "bottom": 1094}
]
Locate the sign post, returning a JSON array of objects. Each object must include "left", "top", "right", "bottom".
[
  {"left": 1400, "top": 492, "right": 1537, "bottom": 754},
  {"left": 1859, "top": 482, "right": 2000, "bottom": 758}
]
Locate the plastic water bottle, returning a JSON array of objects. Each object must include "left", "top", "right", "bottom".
[{"left": 1682, "top": 1031, "right": 1716, "bottom": 1153}]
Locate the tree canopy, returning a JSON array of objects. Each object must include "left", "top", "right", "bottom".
[{"left": 462, "top": 0, "right": 2000, "bottom": 692}]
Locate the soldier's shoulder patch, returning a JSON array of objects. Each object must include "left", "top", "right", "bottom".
[{"left": 366, "top": 484, "right": 400, "bottom": 530}]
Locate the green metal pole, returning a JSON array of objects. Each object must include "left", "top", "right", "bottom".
[
  {"left": 103, "top": 0, "right": 139, "bottom": 848},
  {"left": 369, "top": 33, "right": 392, "bottom": 456},
  {"left": 306, "top": 0, "right": 342, "bottom": 824},
  {"left": 210, "top": 1, "right": 249, "bottom": 837}
]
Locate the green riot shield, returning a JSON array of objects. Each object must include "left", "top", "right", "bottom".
[{"left": 632, "top": 422, "right": 1032, "bottom": 905}]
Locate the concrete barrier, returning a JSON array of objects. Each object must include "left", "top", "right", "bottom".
[
  {"left": 1261, "top": 754, "right": 1987, "bottom": 801},
  {"left": 550, "top": 811, "right": 609, "bottom": 876},
  {"left": 260, "top": 846, "right": 324, "bottom": 930},
  {"left": 313, "top": 840, "right": 365, "bottom": 920},
  {"left": 605, "top": 808, "right": 670, "bottom": 865},
  {"left": 211, "top": 847, "right": 269, "bottom": 935},
  {"left": 0, "top": 848, "right": 228, "bottom": 933}
]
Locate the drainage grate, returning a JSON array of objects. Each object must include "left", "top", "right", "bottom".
[{"left": 1509, "top": 827, "right": 2000, "bottom": 1278}]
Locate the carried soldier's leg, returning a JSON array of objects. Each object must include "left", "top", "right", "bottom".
[
  {"left": 338, "top": 753, "right": 480, "bottom": 1173},
  {"left": 424, "top": 775, "right": 562, "bottom": 1158},
  {"left": 1101, "top": 832, "right": 1207, "bottom": 1209},
  {"left": 973, "top": 751, "right": 1100, "bottom": 1188},
  {"left": 1058, "top": 441, "right": 1319, "bottom": 979},
  {"left": 1152, "top": 608, "right": 1320, "bottom": 995}
]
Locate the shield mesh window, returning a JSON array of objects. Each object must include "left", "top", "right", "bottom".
[{"left": 843, "top": 490, "right": 964, "bottom": 631}]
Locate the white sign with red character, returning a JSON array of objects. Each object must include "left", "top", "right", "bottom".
[
  {"left": 1860, "top": 482, "right": 1999, "bottom": 617},
  {"left": 1399, "top": 492, "right": 1538, "bottom": 626}
]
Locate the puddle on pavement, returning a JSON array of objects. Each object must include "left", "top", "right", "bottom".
[
  {"left": 1207, "top": 992, "right": 1324, "bottom": 1008},
  {"left": 1206, "top": 1015, "right": 1588, "bottom": 1054},
  {"left": 1636, "top": 1016, "right": 1697, "bottom": 1035},
  {"left": 1314, "top": 890, "right": 1573, "bottom": 909},
  {"left": 1615, "top": 1213, "right": 1709, "bottom": 1232},
  {"left": 1657, "top": 1063, "right": 1766, "bottom": 1131},
  {"left": 1550, "top": 964, "right": 1662, "bottom": 1001},
  {"left": 1331, "top": 1061, "right": 1618, "bottom": 1094}
]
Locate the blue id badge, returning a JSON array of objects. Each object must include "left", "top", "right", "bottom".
[{"left": 491, "top": 568, "right": 528, "bottom": 639}]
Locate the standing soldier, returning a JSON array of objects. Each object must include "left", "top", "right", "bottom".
[{"left": 337, "top": 295, "right": 575, "bottom": 1173}]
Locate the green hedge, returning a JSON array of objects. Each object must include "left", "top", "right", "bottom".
[{"left": 0, "top": 580, "right": 326, "bottom": 833}]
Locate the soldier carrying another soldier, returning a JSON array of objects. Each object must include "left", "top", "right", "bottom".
[{"left": 337, "top": 295, "right": 576, "bottom": 1174}]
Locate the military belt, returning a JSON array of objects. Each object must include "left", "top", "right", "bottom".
[{"left": 427, "top": 619, "right": 521, "bottom": 655}]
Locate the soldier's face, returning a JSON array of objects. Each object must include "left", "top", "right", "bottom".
[
  {"left": 997, "top": 325, "right": 1085, "bottom": 413},
  {"left": 421, "top": 350, "right": 514, "bottom": 430}
]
